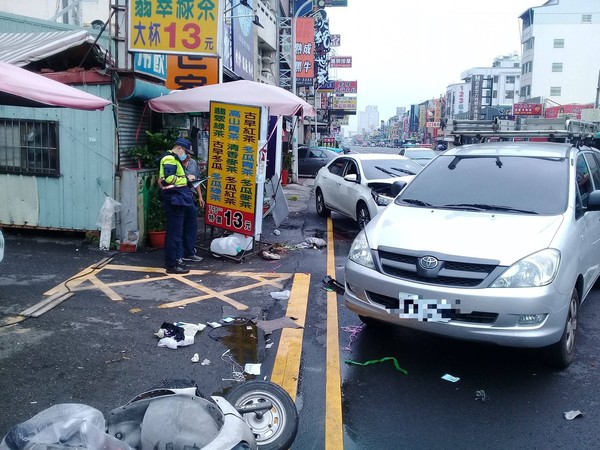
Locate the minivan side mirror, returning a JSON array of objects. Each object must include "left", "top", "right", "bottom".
[{"left": 391, "top": 180, "right": 407, "bottom": 197}]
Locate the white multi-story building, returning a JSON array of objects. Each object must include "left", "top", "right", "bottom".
[
  {"left": 357, "top": 105, "right": 379, "bottom": 135},
  {"left": 519, "top": 0, "right": 600, "bottom": 104}
]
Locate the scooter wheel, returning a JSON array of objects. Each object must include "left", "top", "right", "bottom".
[{"left": 225, "top": 381, "right": 298, "bottom": 450}]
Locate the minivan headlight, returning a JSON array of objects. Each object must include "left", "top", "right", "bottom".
[
  {"left": 490, "top": 249, "right": 560, "bottom": 288},
  {"left": 348, "top": 230, "right": 375, "bottom": 269}
]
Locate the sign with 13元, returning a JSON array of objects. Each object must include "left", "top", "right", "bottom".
[
  {"left": 128, "top": 0, "right": 219, "bottom": 55},
  {"left": 206, "top": 102, "right": 262, "bottom": 237}
]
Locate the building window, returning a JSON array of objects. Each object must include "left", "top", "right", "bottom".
[
  {"left": 554, "top": 39, "right": 565, "bottom": 48},
  {"left": 505, "top": 90, "right": 514, "bottom": 99},
  {"left": 493, "top": 75, "right": 499, "bottom": 83},
  {"left": 0, "top": 119, "right": 59, "bottom": 176},
  {"left": 582, "top": 14, "right": 592, "bottom": 23},
  {"left": 522, "top": 61, "right": 533, "bottom": 74},
  {"left": 550, "top": 86, "right": 562, "bottom": 96},
  {"left": 520, "top": 85, "right": 531, "bottom": 97},
  {"left": 552, "top": 62, "right": 563, "bottom": 72},
  {"left": 506, "top": 76, "right": 516, "bottom": 84},
  {"left": 524, "top": 37, "right": 534, "bottom": 50},
  {"left": 492, "top": 90, "right": 497, "bottom": 99}
]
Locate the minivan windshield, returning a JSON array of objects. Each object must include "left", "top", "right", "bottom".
[{"left": 396, "top": 154, "right": 569, "bottom": 215}]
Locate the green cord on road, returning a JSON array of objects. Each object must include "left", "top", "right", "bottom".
[{"left": 344, "top": 357, "right": 408, "bottom": 375}]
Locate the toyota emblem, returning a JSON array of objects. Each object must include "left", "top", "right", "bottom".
[{"left": 419, "top": 256, "right": 439, "bottom": 270}]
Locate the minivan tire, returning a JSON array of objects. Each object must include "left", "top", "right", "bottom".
[{"left": 545, "top": 288, "right": 579, "bottom": 369}]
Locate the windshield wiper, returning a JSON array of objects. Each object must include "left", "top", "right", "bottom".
[
  {"left": 401, "top": 198, "right": 433, "bottom": 207},
  {"left": 443, "top": 203, "right": 539, "bottom": 214},
  {"left": 390, "top": 167, "right": 417, "bottom": 175},
  {"left": 374, "top": 166, "right": 397, "bottom": 176}
]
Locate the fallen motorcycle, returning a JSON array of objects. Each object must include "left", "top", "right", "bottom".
[{"left": 0, "top": 380, "right": 298, "bottom": 450}]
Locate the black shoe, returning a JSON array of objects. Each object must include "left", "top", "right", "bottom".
[
  {"left": 176, "top": 258, "right": 187, "bottom": 267},
  {"left": 166, "top": 266, "right": 190, "bottom": 274},
  {"left": 182, "top": 255, "right": 203, "bottom": 262}
]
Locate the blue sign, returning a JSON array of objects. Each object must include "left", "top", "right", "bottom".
[{"left": 133, "top": 53, "right": 167, "bottom": 81}]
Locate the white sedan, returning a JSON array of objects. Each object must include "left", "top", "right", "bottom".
[{"left": 314, "top": 153, "right": 422, "bottom": 229}]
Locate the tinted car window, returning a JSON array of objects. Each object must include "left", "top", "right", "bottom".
[
  {"left": 311, "top": 149, "right": 326, "bottom": 158},
  {"left": 585, "top": 152, "right": 600, "bottom": 189},
  {"left": 328, "top": 158, "right": 347, "bottom": 176},
  {"left": 360, "top": 158, "right": 421, "bottom": 179},
  {"left": 396, "top": 155, "right": 569, "bottom": 215},
  {"left": 298, "top": 147, "right": 307, "bottom": 159}
]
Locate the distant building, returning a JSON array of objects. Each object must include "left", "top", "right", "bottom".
[
  {"left": 358, "top": 105, "right": 379, "bottom": 135},
  {"left": 519, "top": 0, "right": 600, "bottom": 104}
]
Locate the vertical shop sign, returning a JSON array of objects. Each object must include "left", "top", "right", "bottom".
[
  {"left": 166, "top": 55, "right": 219, "bottom": 89},
  {"left": 470, "top": 75, "right": 483, "bottom": 120},
  {"left": 295, "top": 17, "right": 315, "bottom": 86},
  {"left": 232, "top": 0, "right": 255, "bottom": 80},
  {"left": 128, "top": 0, "right": 219, "bottom": 55},
  {"left": 206, "top": 102, "right": 261, "bottom": 237}
]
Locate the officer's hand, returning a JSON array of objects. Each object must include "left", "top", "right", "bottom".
[{"left": 187, "top": 174, "right": 196, "bottom": 181}]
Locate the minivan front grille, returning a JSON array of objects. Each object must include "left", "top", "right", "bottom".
[{"left": 378, "top": 250, "right": 498, "bottom": 288}]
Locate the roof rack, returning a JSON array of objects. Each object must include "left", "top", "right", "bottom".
[{"left": 448, "top": 118, "right": 598, "bottom": 143}]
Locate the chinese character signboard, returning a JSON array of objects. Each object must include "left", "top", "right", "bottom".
[
  {"left": 295, "top": 17, "right": 315, "bottom": 86},
  {"left": 206, "top": 102, "right": 262, "bottom": 237},
  {"left": 330, "top": 56, "right": 352, "bottom": 68},
  {"left": 166, "top": 55, "right": 218, "bottom": 89},
  {"left": 470, "top": 75, "right": 483, "bottom": 120},
  {"left": 513, "top": 103, "right": 543, "bottom": 116},
  {"left": 331, "top": 96, "right": 357, "bottom": 110},
  {"left": 330, "top": 34, "right": 341, "bottom": 47},
  {"left": 233, "top": 0, "right": 254, "bottom": 80},
  {"left": 128, "top": 0, "right": 219, "bottom": 56},
  {"left": 133, "top": 53, "right": 167, "bottom": 80},
  {"left": 334, "top": 81, "right": 357, "bottom": 94},
  {"left": 544, "top": 103, "right": 594, "bottom": 119}
]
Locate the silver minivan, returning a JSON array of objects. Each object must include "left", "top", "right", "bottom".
[{"left": 344, "top": 141, "right": 600, "bottom": 368}]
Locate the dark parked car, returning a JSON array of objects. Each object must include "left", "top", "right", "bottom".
[{"left": 298, "top": 146, "right": 339, "bottom": 176}]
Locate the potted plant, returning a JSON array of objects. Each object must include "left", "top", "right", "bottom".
[
  {"left": 128, "top": 129, "right": 180, "bottom": 168},
  {"left": 281, "top": 149, "right": 293, "bottom": 186},
  {"left": 145, "top": 186, "right": 166, "bottom": 248}
]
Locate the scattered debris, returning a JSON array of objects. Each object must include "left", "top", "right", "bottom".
[
  {"left": 191, "top": 353, "right": 200, "bottom": 363},
  {"left": 564, "top": 410, "right": 583, "bottom": 420},
  {"left": 305, "top": 237, "right": 327, "bottom": 248},
  {"left": 244, "top": 363, "right": 262, "bottom": 375},
  {"left": 341, "top": 324, "right": 364, "bottom": 352},
  {"left": 270, "top": 290, "right": 291, "bottom": 300},
  {"left": 207, "top": 321, "right": 222, "bottom": 328},
  {"left": 344, "top": 357, "right": 408, "bottom": 375},
  {"left": 323, "top": 275, "right": 345, "bottom": 294},
  {"left": 273, "top": 229, "right": 281, "bottom": 236},
  {"left": 475, "top": 390, "right": 488, "bottom": 402},
  {"left": 201, "top": 359, "right": 211, "bottom": 366},
  {"left": 261, "top": 250, "right": 281, "bottom": 260},
  {"left": 221, "top": 349, "right": 245, "bottom": 382},
  {"left": 265, "top": 342, "right": 274, "bottom": 349},
  {"left": 441, "top": 374, "right": 460, "bottom": 383},
  {"left": 256, "top": 316, "right": 302, "bottom": 335},
  {"left": 155, "top": 322, "right": 206, "bottom": 349}
]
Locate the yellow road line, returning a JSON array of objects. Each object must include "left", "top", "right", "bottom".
[
  {"left": 326, "top": 216, "right": 344, "bottom": 449},
  {"left": 271, "top": 272, "right": 309, "bottom": 401}
]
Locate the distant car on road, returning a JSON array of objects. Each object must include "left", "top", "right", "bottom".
[
  {"left": 314, "top": 153, "right": 422, "bottom": 229},
  {"left": 399, "top": 147, "right": 438, "bottom": 166},
  {"left": 298, "top": 146, "right": 339, "bottom": 177}
]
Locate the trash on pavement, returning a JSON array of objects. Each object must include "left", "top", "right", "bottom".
[
  {"left": 155, "top": 322, "right": 206, "bottom": 349},
  {"left": 344, "top": 357, "right": 408, "bottom": 375},
  {"left": 96, "top": 196, "right": 121, "bottom": 250},
  {"left": 256, "top": 316, "right": 302, "bottom": 335},
  {"left": 564, "top": 410, "right": 583, "bottom": 420},
  {"left": 270, "top": 290, "right": 291, "bottom": 300},
  {"left": 208, "top": 321, "right": 222, "bottom": 328},
  {"left": 261, "top": 250, "right": 281, "bottom": 260},
  {"left": 323, "top": 275, "right": 345, "bottom": 294},
  {"left": 475, "top": 390, "right": 488, "bottom": 402},
  {"left": 210, "top": 233, "right": 253, "bottom": 256},
  {"left": 305, "top": 237, "right": 327, "bottom": 248},
  {"left": 201, "top": 359, "right": 211, "bottom": 365},
  {"left": 244, "top": 363, "right": 261, "bottom": 375},
  {"left": 341, "top": 324, "right": 364, "bottom": 352},
  {"left": 273, "top": 229, "right": 281, "bottom": 236},
  {"left": 441, "top": 374, "right": 460, "bottom": 383},
  {"left": 191, "top": 353, "right": 200, "bottom": 363}
]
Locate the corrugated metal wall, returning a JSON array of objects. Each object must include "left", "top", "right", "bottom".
[
  {"left": 117, "top": 101, "right": 151, "bottom": 168},
  {"left": 0, "top": 84, "right": 116, "bottom": 231}
]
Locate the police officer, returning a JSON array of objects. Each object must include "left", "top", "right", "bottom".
[{"left": 158, "top": 138, "right": 198, "bottom": 274}]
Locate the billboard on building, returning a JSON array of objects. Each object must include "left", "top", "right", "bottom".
[
  {"left": 513, "top": 103, "right": 543, "bottom": 115},
  {"left": 233, "top": 0, "right": 255, "bottom": 80},
  {"left": 331, "top": 96, "right": 357, "bottom": 110},
  {"left": 545, "top": 103, "right": 594, "bottom": 119},
  {"left": 133, "top": 53, "right": 167, "bottom": 80},
  {"left": 295, "top": 17, "right": 315, "bottom": 86},
  {"left": 334, "top": 81, "right": 357, "bottom": 94},
  {"left": 166, "top": 55, "right": 219, "bottom": 90},
  {"left": 128, "top": 0, "right": 219, "bottom": 55},
  {"left": 330, "top": 56, "right": 352, "bottom": 68}
]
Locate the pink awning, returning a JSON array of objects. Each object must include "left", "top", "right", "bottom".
[
  {"left": 148, "top": 80, "right": 316, "bottom": 117},
  {"left": 0, "top": 62, "right": 111, "bottom": 110}
]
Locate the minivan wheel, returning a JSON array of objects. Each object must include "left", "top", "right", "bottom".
[
  {"left": 357, "top": 202, "right": 371, "bottom": 229},
  {"left": 315, "top": 188, "right": 330, "bottom": 217},
  {"left": 545, "top": 288, "right": 579, "bottom": 369}
]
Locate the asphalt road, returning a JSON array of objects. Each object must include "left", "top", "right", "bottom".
[{"left": 2, "top": 150, "right": 600, "bottom": 449}]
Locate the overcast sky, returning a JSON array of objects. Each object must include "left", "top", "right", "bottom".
[{"left": 325, "top": 0, "right": 542, "bottom": 129}]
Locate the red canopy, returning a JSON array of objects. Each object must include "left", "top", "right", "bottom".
[{"left": 0, "top": 61, "right": 111, "bottom": 110}]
